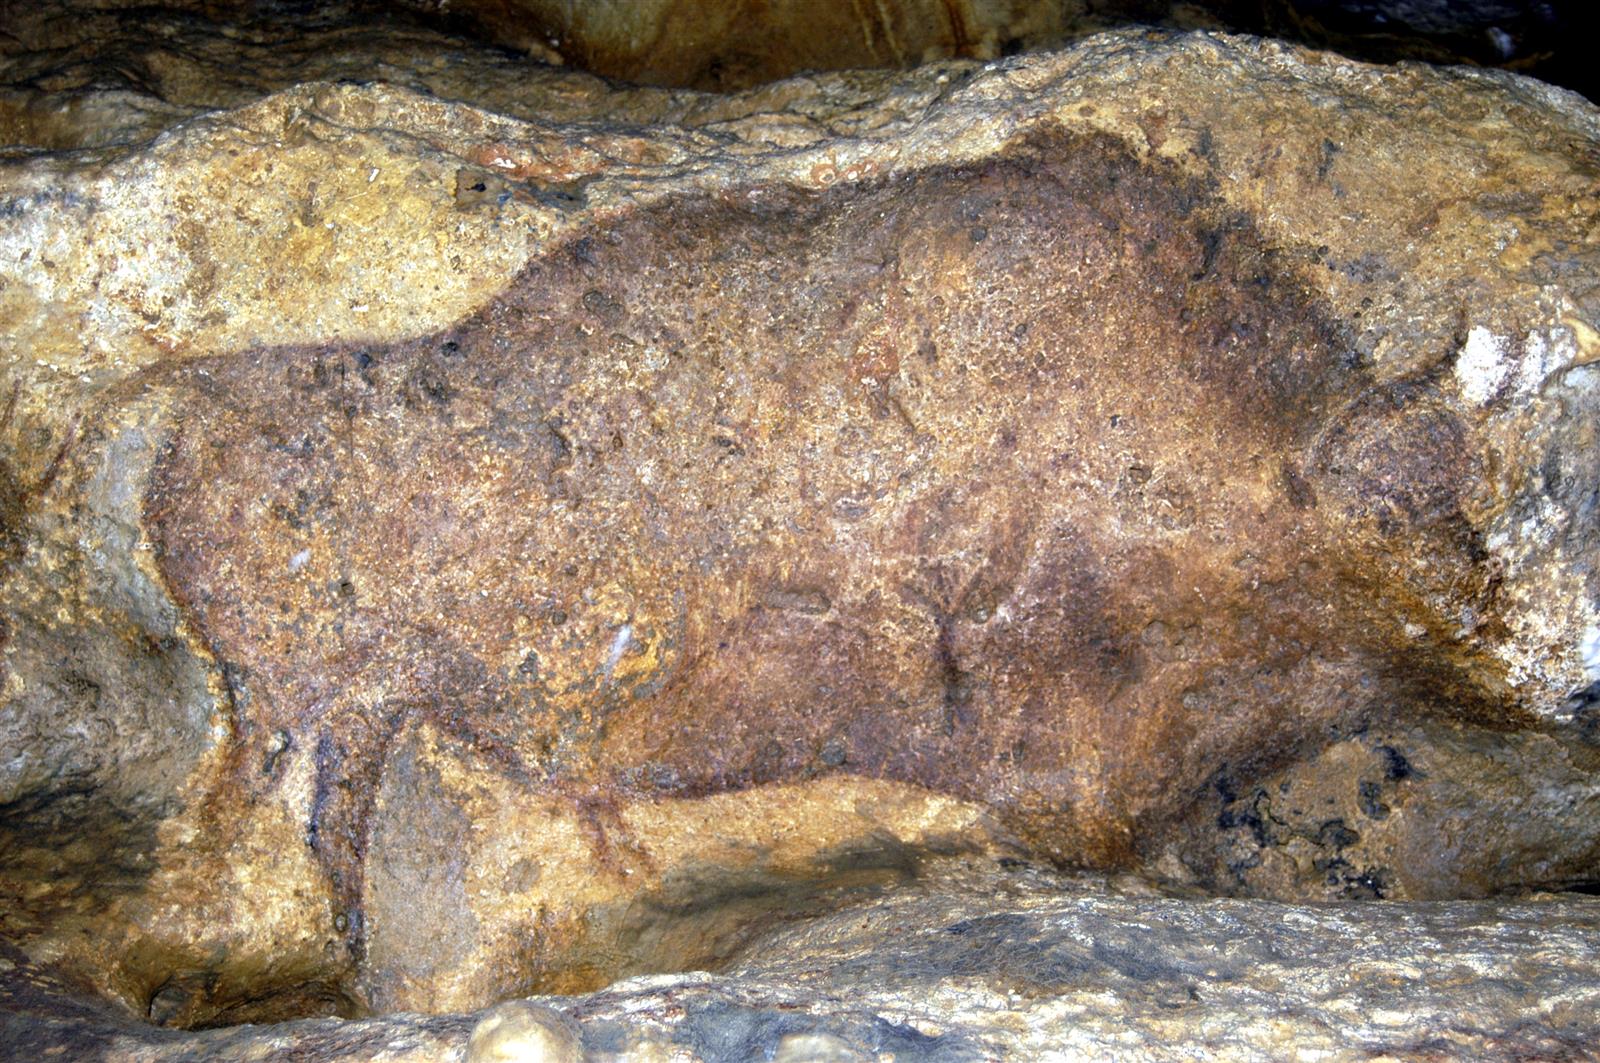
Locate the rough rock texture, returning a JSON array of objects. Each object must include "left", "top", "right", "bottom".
[
  {"left": 3, "top": 2, "right": 1589, "bottom": 156},
  {"left": 4, "top": 858, "right": 1600, "bottom": 1060},
  {"left": 1175, "top": 718, "right": 1600, "bottom": 901},
  {"left": 3, "top": 7, "right": 1600, "bottom": 1055}
]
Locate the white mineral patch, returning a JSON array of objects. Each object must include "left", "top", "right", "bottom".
[
  {"left": 1454, "top": 327, "right": 1510, "bottom": 403},
  {"left": 1514, "top": 326, "right": 1579, "bottom": 396},
  {"left": 604, "top": 623, "right": 633, "bottom": 677},
  {"left": 1488, "top": 563, "right": 1600, "bottom": 711}
]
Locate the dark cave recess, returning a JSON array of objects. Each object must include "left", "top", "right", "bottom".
[
  {"left": 393, "top": 0, "right": 1594, "bottom": 98},
  {"left": 1, "top": 1, "right": 1590, "bottom": 99}
]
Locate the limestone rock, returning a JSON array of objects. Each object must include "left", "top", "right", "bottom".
[
  {"left": 2, "top": 7, "right": 1599, "bottom": 1051},
  {"left": 4, "top": 3, "right": 1585, "bottom": 156},
  {"left": 467, "top": 1000, "right": 585, "bottom": 1063},
  {"left": 0, "top": 0, "right": 699, "bottom": 153},
  {"left": 1172, "top": 718, "right": 1600, "bottom": 900},
  {"left": 4, "top": 858, "right": 1599, "bottom": 1060}
]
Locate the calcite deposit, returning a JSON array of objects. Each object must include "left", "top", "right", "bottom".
[{"left": 2, "top": 2, "right": 1600, "bottom": 1058}]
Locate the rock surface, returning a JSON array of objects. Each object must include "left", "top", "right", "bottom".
[
  {"left": 1175, "top": 718, "right": 1600, "bottom": 901},
  {"left": 4, "top": 858, "right": 1600, "bottom": 1060},
  {"left": 466, "top": 1000, "right": 583, "bottom": 1063},
  {"left": 3, "top": 2, "right": 1588, "bottom": 155},
  {"left": 2, "top": 3, "right": 1600, "bottom": 1055}
]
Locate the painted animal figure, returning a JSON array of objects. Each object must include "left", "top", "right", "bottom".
[{"left": 147, "top": 132, "right": 1496, "bottom": 968}]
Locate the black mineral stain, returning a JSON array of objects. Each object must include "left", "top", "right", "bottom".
[
  {"left": 1317, "top": 137, "right": 1340, "bottom": 180},
  {"left": 1358, "top": 779, "right": 1389, "bottom": 819},
  {"left": 1376, "top": 744, "right": 1415, "bottom": 781},
  {"left": 1316, "top": 818, "right": 1360, "bottom": 850}
]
